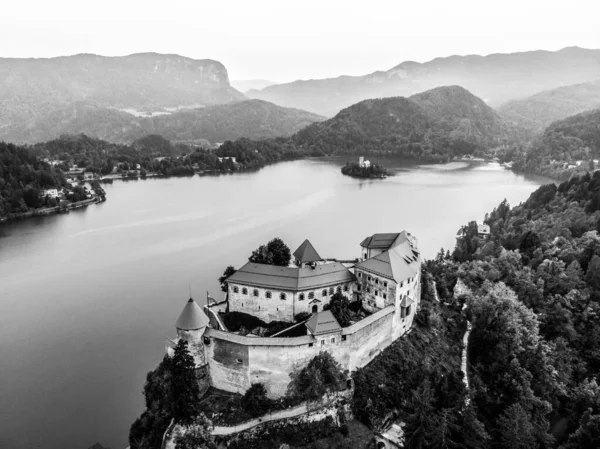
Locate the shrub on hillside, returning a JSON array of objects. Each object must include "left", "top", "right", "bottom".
[
  {"left": 241, "top": 383, "right": 271, "bottom": 417},
  {"left": 287, "top": 352, "right": 346, "bottom": 401}
]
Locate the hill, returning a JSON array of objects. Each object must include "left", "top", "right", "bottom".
[
  {"left": 231, "top": 79, "right": 278, "bottom": 92},
  {"left": 0, "top": 99, "right": 324, "bottom": 145},
  {"left": 0, "top": 53, "right": 246, "bottom": 143},
  {"left": 498, "top": 79, "right": 600, "bottom": 132},
  {"left": 292, "top": 86, "right": 515, "bottom": 160},
  {"left": 248, "top": 47, "right": 600, "bottom": 117},
  {"left": 513, "top": 108, "right": 600, "bottom": 179}
]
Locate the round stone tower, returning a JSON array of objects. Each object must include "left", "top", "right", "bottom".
[{"left": 174, "top": 297, "right": 210, "bottom": 367}]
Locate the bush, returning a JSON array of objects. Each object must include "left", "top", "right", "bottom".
[
  {"left": 287, "top": 352, "right": 346, "bottom": 401},
  {"left": 241, "top": 383, "right": 271, "bottom": 417}
]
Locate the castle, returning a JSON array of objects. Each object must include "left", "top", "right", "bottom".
[{"left": 166, "top": 231, "right": 422, "bottom": 398}]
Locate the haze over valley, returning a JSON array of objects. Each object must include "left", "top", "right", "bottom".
[{"left": 3, "top": 2, "right": 600, "bottom": 449}]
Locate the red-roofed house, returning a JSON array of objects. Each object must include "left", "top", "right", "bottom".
[
  {"left": 226, "top": 240, "right": 355, "bottom": 322},
  {"left": 355, "top": 232, "right": 421, "bottom": 327}
]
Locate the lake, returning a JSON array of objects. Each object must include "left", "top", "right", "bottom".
[{"left": 0, "top": 158, "right": 551, "bottom": 449}]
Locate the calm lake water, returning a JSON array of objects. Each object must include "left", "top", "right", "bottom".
[{"left": 0, "top": 158, "right": 551, "bottom": 449}]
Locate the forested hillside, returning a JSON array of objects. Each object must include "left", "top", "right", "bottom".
[
  {"left": 512, "top": 109, "right": 600, "bottom": 179},
  {"left": 0, "top": 142, "right": 66, "bottom": 217},
  {"left": 292, "top": 86, "right": 517, "bottom": 161},
  {"left": 498, "top": 80, "right": 600, "bottom": 132},
  {"left": 2, "top": 100, "right": 324, "bottom": 145},
  {"left": 425, "top": 173, "right": 600, "bottom": 448}
]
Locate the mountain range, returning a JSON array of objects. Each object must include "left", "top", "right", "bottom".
[
  {"left": 231, "top": 79, "right": 278, "bottom": 92},
  {"left": 1, "top": 99, "right": 324, "bottom": 145},
  {"left": 290, "top": 85, "right": 515, "bottom": 160},
  {"left": 498, "top": 79, "right": 600, "bottom": 132},
  {"left": 248, "top": 47, "right": 600, "bottom": 117}
]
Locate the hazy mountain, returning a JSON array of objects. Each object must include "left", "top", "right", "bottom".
[
  {"left": 248, "top": 47, "right": 600, "bottom": 117},
  {"left": 293, "top": 86, "right": 514, "bottom": 160},
  {"left": 0, "top": 53, "right": 246, "bottom": 141},
  {"left": 231, "top": 79, "right": 278, "bottom": 92},
  {"left": 498, "top": 79, "right": 600, "bottom": 132},
  {"left": 1, "top": 100, "right": 324, "bottom": 144}
]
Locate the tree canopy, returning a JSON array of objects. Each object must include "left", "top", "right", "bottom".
[{"left": 249, "top": 237, "right": 291, "bottom": 266}]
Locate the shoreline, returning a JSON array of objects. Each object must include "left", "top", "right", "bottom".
[{"left": 1, "top": 197, "right": 103, "bottom": 224}]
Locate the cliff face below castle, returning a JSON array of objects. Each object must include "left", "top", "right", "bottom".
[{"left": 0, "top": 53, "right": 246, "bottom": 143}]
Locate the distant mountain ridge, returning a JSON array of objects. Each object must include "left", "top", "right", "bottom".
[
  {"left": 248, "top": 47, "right": 600, "bottom": 117},
  {"left": 292, "top": 85, "right": 515, "bottom": 160},
  {"left": 231, "top": 79, "right": 278, "bottom": 92},
  {"left": 498, "top": 79, "right": 600, "bottom": 132},
  {"left": 0, "top": 99, "right": 325, "bottom": 145},
  {"left": 0, "top": 52, "right": 247, "bottom": 142}
]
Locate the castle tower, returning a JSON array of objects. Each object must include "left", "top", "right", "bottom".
[
  {"left": 174, "top": 297, "right": 210, "bottom": 366},
  {"left": 293, "top": 239, "right": 322, "bottom": 267}
]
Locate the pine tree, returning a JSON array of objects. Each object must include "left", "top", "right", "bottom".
[
  {"left": 404, "top": 380, "right": 436, "bottom": 449},
  {"left": 171, "top": 340, "right": 200, "bottom": 424}
]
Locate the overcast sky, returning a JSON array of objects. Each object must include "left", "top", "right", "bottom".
[{"left": 1, "top": 0, "right": 599, "bottom": 82}]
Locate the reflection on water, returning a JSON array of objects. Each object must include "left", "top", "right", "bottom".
[{"left": 0, "top": 158, "right": 551, "bottom": 449}]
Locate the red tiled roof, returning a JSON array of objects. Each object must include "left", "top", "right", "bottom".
[
  {"left": 306, "top": 310, "right": 341, "bottom": 335},
  {"left": 175, "top": 298, "right": 210, "bottom": 330},
  {"left": 226, "top": 261, "right": 355, "bottom": 292},
  {"left": 293, "top": 239, "right": 322, "bottom": 264},
  {"left": 356, "top": 237, "right": 420, "bottom": 283},
  {"left": 360, "top": 232, "right": 402, "bottom": 249}
]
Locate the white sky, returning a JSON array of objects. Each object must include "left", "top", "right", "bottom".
[{"left": 1, "top": 0, "right": 599, "bottom": 82}]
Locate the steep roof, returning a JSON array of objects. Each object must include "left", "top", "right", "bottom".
[
  {"left": 293, "top": 239, "right": 322, "bottom": 264},
  {"left": 226, "top": 261, "right": 355, "bottom": 291},
  {"left": 356, "top": 236, "right": 420, "bottom": 283},
  {"left": 305, "top": 310, "right": 342, "bottom": 335},
  {"left": 360, "top": 233, "right": 401, "bottom": 249},
  {"left": 175, "top": 298, "right": 210, "bottom": 330}
]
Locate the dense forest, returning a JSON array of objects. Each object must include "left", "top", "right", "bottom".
[
  {"left": 0, "top": 142, "right": 67, "bottom": 217},
  {"left": 512, "top": 109, "right": 600, "bottom": 179},
  {"left": 293, "top": 86, "right": 521, "bottom": 162},
  {"left": 422, "top": 172, "right": 600, "bottom": 448}
]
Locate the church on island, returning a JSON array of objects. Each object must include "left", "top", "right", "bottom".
[{"left": 166, "top": 231, "right": 422, "bottom": 398}]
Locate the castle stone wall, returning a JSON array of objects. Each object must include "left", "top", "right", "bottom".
[{"left": 203, "top": 305, "right": 400, "bottom": 398}]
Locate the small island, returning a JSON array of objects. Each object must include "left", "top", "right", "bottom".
[{"left": 341, "top": 157, "right": 388, "bottom": 178}]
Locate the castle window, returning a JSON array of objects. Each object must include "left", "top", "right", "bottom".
[
  {"left": 406, "top": 305, "right": 412, "bottom": 316},
  {"left": 364, "top": 253, "right": 367, "bottom": 259},
  {"left": 329, "top": 287, "right": 334, "bottom": 295},
  {"left": 280, "top": 292, "right": 287, "bottom": 300},
  {"left": 236, "top": 358, "right": 243, "bottom": 364},
  {"left": 358, "top": 272, "right": 362, "bottom": 278},
  {"left": 308, "top": 291, "right": 315, "bottom": 299},
  {"left": 299, "top": 293, "right": 305, "bottom": 301},
  {"left": 330, "top": 337, "right": 336, "bottom": 344},
  {"left": 367, "top": 287, "right": 371, "bottom": 293},
  {"left": 336, "top": 286, "right": 341, "bottom": 293},
  {"left": 253, "top": 289, "right": 259, "bottom": 297},
  {"left": 233, "top": 286, "right": 239, "bottom": 293},
  {"left": 342, "top": 335, "right": 347, "bottom": 341},
  {"left": 400, "top": 281, "right": 404, "bottom": 287},
  {"left": 266, "top": 291, "right": 272, "bottom": 299},
  {"left": 375, "top": 290, "right": 379, "bottom": 296},
  {"left": 242, "top": 287, "right": 248, "bottom": 295},
  {"left": 322, "top": 289, "right": 327, "bottom": 297},
  {"left": 309, "top": 343, "right": 314, "bottom": 347},
  {"left": 343, "top": 284, "right": 348, "bottom": 292},
  {"left": 384, "top": 281, "right": 388, "bottom": 287},
  {"left": 321, "top": 340, "right": 325, "bottom": 346},
  {"left": 383, "top": 293, "right": 387, "bottom": 300},
  {"left": 357, "top": 285, "right": 361, "bottom": 291},
  {"left": 368, "top": 275, "right": 371, "bottom": 281},
  {"left": 375, "top": 278, "right": 379, "bottom": 284}
]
